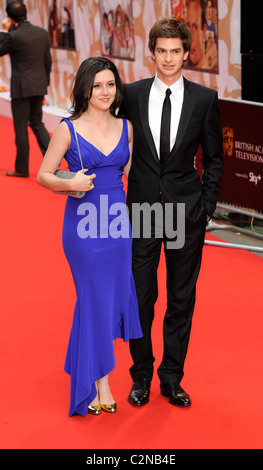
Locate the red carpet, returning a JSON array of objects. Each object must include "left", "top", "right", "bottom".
[{"left": 0, "top": 115, "right": 263, "bottom": 449}]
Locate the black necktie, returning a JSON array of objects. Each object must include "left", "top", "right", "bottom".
[{"left": 160, "top": 88, "right": 172, "bottom": 166}]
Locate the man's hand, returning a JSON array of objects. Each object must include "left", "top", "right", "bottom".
[{"left": 2, "top": 18, "right": 12, "bottom": 32}]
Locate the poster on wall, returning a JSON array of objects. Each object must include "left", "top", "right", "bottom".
[
  {"left": 171, "top": 0, "right": 218, "bottom": 73},
  {"left": 99, "top": 0, "right": 135, "bottom": 61},
  {"left": 48, "top": 0, "right": 76, "bottom": 50},
  {"left": 0, "top": 0, "right": 241, "bottom": 110}
]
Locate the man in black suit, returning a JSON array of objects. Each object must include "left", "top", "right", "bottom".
[
  {"left": 0, "top": 1, "right": 52, "bottom": 177},
  {"left": 121, "top": 18, "right": 223, "bottom": 407}
]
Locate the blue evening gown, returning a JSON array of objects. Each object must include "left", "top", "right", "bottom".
[{"left": 62, "top": 118, "right": 142, "bottom": 416}]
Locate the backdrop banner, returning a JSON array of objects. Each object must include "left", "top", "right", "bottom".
[
  {"left": 217, "top": 98, "right": 263, "bottom": 213},
  {"left": 0, "top": 0, "right": 241, "bottom": 110}
]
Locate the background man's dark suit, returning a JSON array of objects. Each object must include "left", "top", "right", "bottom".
[
  {"left": 0, "top": 17, "right": 52, "bottom": 176},
  {"left": 122, "top": 76, "right": 223, "bottom": 388}
]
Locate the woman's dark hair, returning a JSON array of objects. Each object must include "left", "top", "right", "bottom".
[{"left": 69, "top": 57, "right": 124, "bottom": 119}]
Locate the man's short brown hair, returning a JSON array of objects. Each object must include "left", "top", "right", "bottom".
[
  {"left": 148, "top": 17, "right": 192, "bottom": 54},
  {"left": 6, "top": 1, "right": 27, "bottom": 23}
]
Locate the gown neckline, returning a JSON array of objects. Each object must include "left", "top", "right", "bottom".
[{"left": 76, "top": 118, "right": 124, "bottom": 158}]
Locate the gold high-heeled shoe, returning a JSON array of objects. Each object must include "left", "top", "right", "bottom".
[
  {"left": 100, "top": 402, "right": 117, "bottom": 413},
  {"left": 88, "top": 404, "right": 101, "bottom": 415}
]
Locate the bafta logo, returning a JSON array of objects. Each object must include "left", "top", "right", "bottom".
[{"left": 222, "top": 127, "right": 234, "bottom": 156}]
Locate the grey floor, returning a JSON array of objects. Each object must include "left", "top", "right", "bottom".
[{"left": 206, "top": 209, "right": 263, "bottom": 258}]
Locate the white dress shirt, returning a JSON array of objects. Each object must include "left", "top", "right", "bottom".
[{"left": 148, "top": 74, "right": 184, "bottom": 158}]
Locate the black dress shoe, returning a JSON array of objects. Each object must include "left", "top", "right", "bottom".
[
  {"left": 128, "top": 378, "right": 151, "bottom": 406},
  {"left": 160, "top": 382, "right": 191, "bottom": 407},
  {"left": 6, "top": 171, "right": 28, "bottom": 177}
]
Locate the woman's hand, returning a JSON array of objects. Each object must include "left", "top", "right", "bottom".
[
  {"left": 71, "top": 169, "right": 96, "bottom": 191},
  {"left": 37, "top": 122, "right": 97, "bottom": 193}
]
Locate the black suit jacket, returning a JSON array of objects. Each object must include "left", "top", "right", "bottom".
[
  {"left": 0, "top": 21, "right": 52, "bottom": 99},
  {"left": 122, "top": 77, "right": 223, "bottom": 224}
]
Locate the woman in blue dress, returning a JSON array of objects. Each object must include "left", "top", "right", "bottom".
[{"left": 37, "top": 57, "right": 142, "bottom": 417}]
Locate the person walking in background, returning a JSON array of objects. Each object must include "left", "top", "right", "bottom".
[
  {"left": 0, "top": 1, "right": 52, "bottom": 178},
  {"left": 120, "top": 17, "right": 223, "bottom": 408},
  {"left": 37, "top": 57, "right": 142, "bottom": 417}
]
